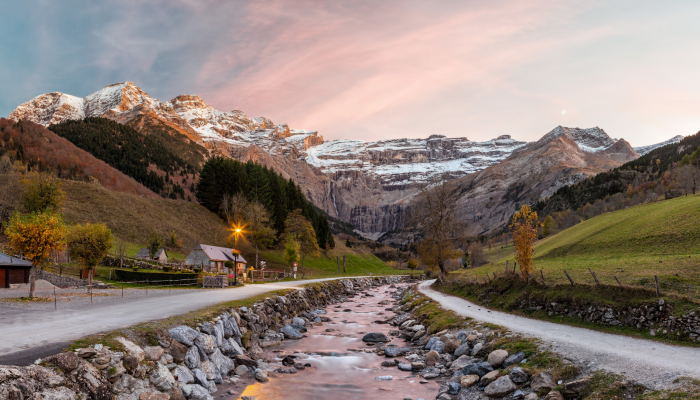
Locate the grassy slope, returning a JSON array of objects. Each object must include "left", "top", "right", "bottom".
[
  {"left": 62, "top": 180, "right": 230, "bottom": 250},
  {"left": 61, "top": 179, "right": 398, "bottom": 276},
  {"left": 458, "top": 193, "right": 700, "bottom": 290},
  {"left": 258, "top": 238, "right": 405, "bottom": 276}
]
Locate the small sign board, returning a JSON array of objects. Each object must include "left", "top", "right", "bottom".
[{"left": 293, "top": 267, "right": 297, "bottom": 272}]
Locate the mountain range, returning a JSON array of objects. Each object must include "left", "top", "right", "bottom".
[{"left": 7, "top": 82, "right": 679, "bottom": 239}]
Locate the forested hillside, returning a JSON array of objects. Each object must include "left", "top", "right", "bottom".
[
  {"left": 49, "top": 117, "right": 207, "bottom": 199},
  {"left": 0, "top": 118, "right": 154, "bottom": 196},
  {"left": 531, "top": 130, "right": 700, "bottom": 233},
  {"left": 196, "top": 157, "right": 335, "bottom": 249}
]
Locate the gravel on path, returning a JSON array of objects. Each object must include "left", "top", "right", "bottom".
[{"left": 418, "top": 280, "right": 700, "bottom": 391}]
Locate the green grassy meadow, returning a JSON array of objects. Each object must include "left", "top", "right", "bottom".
[{"left": 456, "top": 193, "right": 700, "bottom": 293}]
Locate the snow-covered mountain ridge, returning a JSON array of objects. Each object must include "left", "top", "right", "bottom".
[{"left": 634, "top": 135, "right": 685, "bottom": 156}]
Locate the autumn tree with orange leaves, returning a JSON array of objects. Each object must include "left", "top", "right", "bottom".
[
  {"left": 510, "top": 205, "right": 541, "bottom": 282},
  {"left": 5, "top": 210, "right": 66, "bottom": 298}
]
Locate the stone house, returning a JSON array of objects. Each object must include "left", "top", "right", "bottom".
[
  {"left": 135, "top": 248, "right": 150, "bottom": 260},
  {"left": 0, "top": 253, "right": 32, "bottom": 288},
  {"left": 184, "top": 244, "right": 246, "bottom": 274},
  {"left": 153, "top": 248, "right": 168, "bottom": 264}
]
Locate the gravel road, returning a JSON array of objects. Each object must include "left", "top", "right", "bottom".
[
  {"left": 0, "top": 277, "right": 344, "bottom": 363},
  {"left": 419, "top": 280, "right": 700, "bottom": 390}
]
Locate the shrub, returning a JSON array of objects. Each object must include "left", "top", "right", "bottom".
[
  {"left": 162, "top": 266, "right": 173, "bottom": 272},
  {"left": 114, "top": 269, "right": 197, "bottom": 284}
]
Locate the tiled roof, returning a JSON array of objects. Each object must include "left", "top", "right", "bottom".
[{"left": 135, "top": 248, "right": 150, "bottom": 259}]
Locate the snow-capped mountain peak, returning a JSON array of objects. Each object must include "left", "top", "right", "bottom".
[
  {"left": 539, "top": 126, "right": 616, "bottom": 153},
  {"left": 634, "top": 135, "right": 685, "bottom": 156}
]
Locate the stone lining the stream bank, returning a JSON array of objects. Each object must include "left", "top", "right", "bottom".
[{"left": 0, "top": 276, "right": 417, "bottom": 400}]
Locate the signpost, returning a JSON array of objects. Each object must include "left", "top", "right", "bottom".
[{"left": 293, "top": 262, "right": 298, "bottom": 279}]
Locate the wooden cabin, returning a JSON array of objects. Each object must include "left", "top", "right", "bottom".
[{"left": 0, "top": 253, "right": 32, "bottom": 288}]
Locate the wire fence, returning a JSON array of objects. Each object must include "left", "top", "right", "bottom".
[{"left": 448, "top": 262, "right": 700, "bottom": 303}]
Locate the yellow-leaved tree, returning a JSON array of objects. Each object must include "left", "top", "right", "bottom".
[
  {"left": 510, "top": 205, "right": 541, "bottom": 282},
  {"left": 5, "top": 210, "right": 66, "bottom": 297},
  {"left": 67, "top": 223, "right": 112, "bottom": 290}
]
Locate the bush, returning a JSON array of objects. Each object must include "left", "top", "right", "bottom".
[
  {"left": 193, "top": 267, "right": 203, "bottom": 273},
  {"left": 162, "top": 266, "right": 173, "bottom": 272},
  {"left": 114, "top": 269, "right": 197, "bottom": 285}
]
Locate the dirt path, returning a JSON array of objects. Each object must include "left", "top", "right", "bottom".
[
  {"left": 418, "top": 280, "right": 700, "bottom": 390},
  {"left": 0, "top": 278, "right": 349, "bottom": 362}
]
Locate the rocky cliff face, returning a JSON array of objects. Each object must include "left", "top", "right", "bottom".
[{"left": 9, "top": 82, "right": 645, "bottom": 238}]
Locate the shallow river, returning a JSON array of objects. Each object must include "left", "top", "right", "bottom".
[{"left": 221, "top": 284, "right": 439, "bottom": 400}]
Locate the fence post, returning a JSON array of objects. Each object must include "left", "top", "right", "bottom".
[
  {"left": 540, "top": 270, "right": 547, "bottom": 287},
  {"left": 654, "top": 275, "right": 660, "bottom": 297},
  {"left": 54, "top": 287, "right": 57, "bottom": 310},
  {"left": 614, "top": 276, "right": 623, "bottom": 288},
  {"left": 563, "top": 270, "right": 575, "bottom": 286},
  {"left": 513, "top": 263, "right": 517, "bottom": 274},
  {"left": 505, "top": 260, "right": 509, "bottom": 274},
  {"left": 588, "top": 268, "right": 600, "bottom": 286}
]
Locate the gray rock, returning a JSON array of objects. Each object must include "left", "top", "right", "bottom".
[
  {"left": 524, "top": 393, "right": 539, "bottom": 400},
  {"left": 35, "top": 387, "right": 77, "bottom": 400},
  {"left": 454, "top": 343, "right": 470, "bottom": 358},
  {"left": 531, "top": 371, "right": 555, "bottom": 392},
  {"left": 456, "top": 331, "right": 468, "bottom": 342},
  {"left": 292, "top": 317, "right": 306, "bottom": 326},
  {"left": 182, "top": 384, "right": 214, "bottom": 400},
  {"left": 512, "top": 389, "right": 525, "bottom": 400},
  {"left": 484, "top": 376, "right": 517, "bottom": 398},
  {"left": 221, "top": 316, "right": 233, "bottom": 338},
  {"left": 235, "top": 365, "right": 250, "bottom": 376},
  {"left": 429, "top": 340, "right": 444, "bottom": 354},
  {"left": 437, "top": 394, "right": 450, "bottom": 400},
  {"left": 73, "top": 362, "right": 111, "bottom": 400},
  {"left": 209, "top": 349, "right": 234, "bottom": 376},
  {"left": 462, "top": 362, "right": 493, "bottom": 378},
  {"left": 448, "top": 382, "right": 461, "bottom": 395},
  {"left": 191, "top": 368, "right": 208, "bottom": 386},
  {"left": 470, "top": 342, "right": 483, "bottom": 356},
  {"left": 280, "top": 325, "right": 303, "bottom": 339},
  {"left": 424, "top": 336, "right": 439, "bottom": 349},
  {"left": 174, "top": 365, "right": 194, "bottom": 384},
  {"left": 563, "top": 377, "right": 592, "bottom": 396},
  {"left": 362, "top": 332, "right": 390, "bottom": 343},
  {"left": 149, "top": 363, "right": 175, "bottom": 391},
  {"left": 384, "top": 347, "right": 410, "bottom": 357},
  {"left": 213, "top": 321, "right": 225, "bottom": 347},
  {"left": 226, "top": 316, "right": 242, "bottom": 337},
  {"left": 185, "top": 346, "right": 201, "bottom": 370},
  {"left": 194, "top": 334, "right": 217, "bottom": 355},
  {"left": 502, "top": 351, "right": 525, "bottom": 368},
  {"left": 115, "top": 337, "right": 145, "bottom": 363},
  {"left": 290, "top": 323, "right": 307, "bottom": 333},
  {"left": 169, "top": 326, "right": 200, "bottom": 347},
  {"left": 376, "top": 375, "right": 393, "bottom": 380},
  {"left": 201, "top": 360, "right": 216, "bottom": 380},
  {"left": 449, "top": 355, "right": 473, "bottom": 371},
  {"left": 200, "top": 322, "right": 214, "bottom": 335},
  {"left": 113, "top": 374, "right": 146, "bottom": 394},
  {"left": 397, "top": 363, "right": 413, "bottom": 371},
  {"left": 510, "top": 367, "right": 529, "bottom": 384},
  {"left": 255, "top": 368, "right": 269, "bottom": 382}
]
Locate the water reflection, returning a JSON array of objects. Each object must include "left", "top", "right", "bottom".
[{"left": 222, "top": 285, "right": 439, "bottom": 400}]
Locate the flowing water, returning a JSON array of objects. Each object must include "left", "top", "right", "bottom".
[{"left": 221, "top": 284, "right": 439, "bottom": 400}]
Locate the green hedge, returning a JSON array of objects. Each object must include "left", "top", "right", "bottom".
[{"left": 114, "top": 269, "right": 199, "bottom": 285}]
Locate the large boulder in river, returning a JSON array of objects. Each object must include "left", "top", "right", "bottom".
[
  {"left": 169, "top": 326, "right": 199, "bottom": 347},
  {"left": 384, "top": 347, "right": 410, "bottom": 357},
  {"left": 280, "top": 325, "right": 303, "bottom": 339},
  {"left": 362, "top": 333, "right": 390, "bottom": 343}
]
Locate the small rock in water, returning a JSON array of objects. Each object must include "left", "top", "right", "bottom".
[
  {"left": 294, "top": 362, "right": 305, "bottom": 370},
  {"left": 376, "top": 375, "right": 393, "bottom": 381},
  {"left": 382, "top": 360, "right": 398, "bottom": 367},
  {"left": 363, "top": 332, "right": 390, "bottom": 343},
  {"left": 397, "top": 363, "right": 413, "bottom": 371},
  {"left": 255, "top": 369, "right": 269, "bottom": 383}
]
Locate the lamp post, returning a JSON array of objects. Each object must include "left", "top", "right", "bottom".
[{"left": 232, "top": 226, "right": 242, "bottom": 286}]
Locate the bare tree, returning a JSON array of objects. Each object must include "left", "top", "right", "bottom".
[
  {"left": 468, "top": 242, "right": 484, "bottom": 267},
  {"left": 220, "top": 192, "right": 249, "bottom": 225},
  {"left": 677, "top": 165, "right": 700, "bottom": 195},
  {"left": 411, "top": 173, "right": 464, "bottom": 276}
]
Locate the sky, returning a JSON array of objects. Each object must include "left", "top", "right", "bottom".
[{"left": 2, "top": 1, "right": 700, "bottom": 146}]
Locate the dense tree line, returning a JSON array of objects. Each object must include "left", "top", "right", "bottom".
[
  {"left": 48, "top": 117, "right": 205, "bottom": 196},
  {"left": 196, "top": 157, "right": 335, "bottom": 249}
]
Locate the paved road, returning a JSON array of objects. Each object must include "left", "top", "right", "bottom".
[
  {"left": 0, "top": 278, "right": 345, "bottom": 363},
  {"left": 419, "top": 280, "right": 700, "bottom": 390}
]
